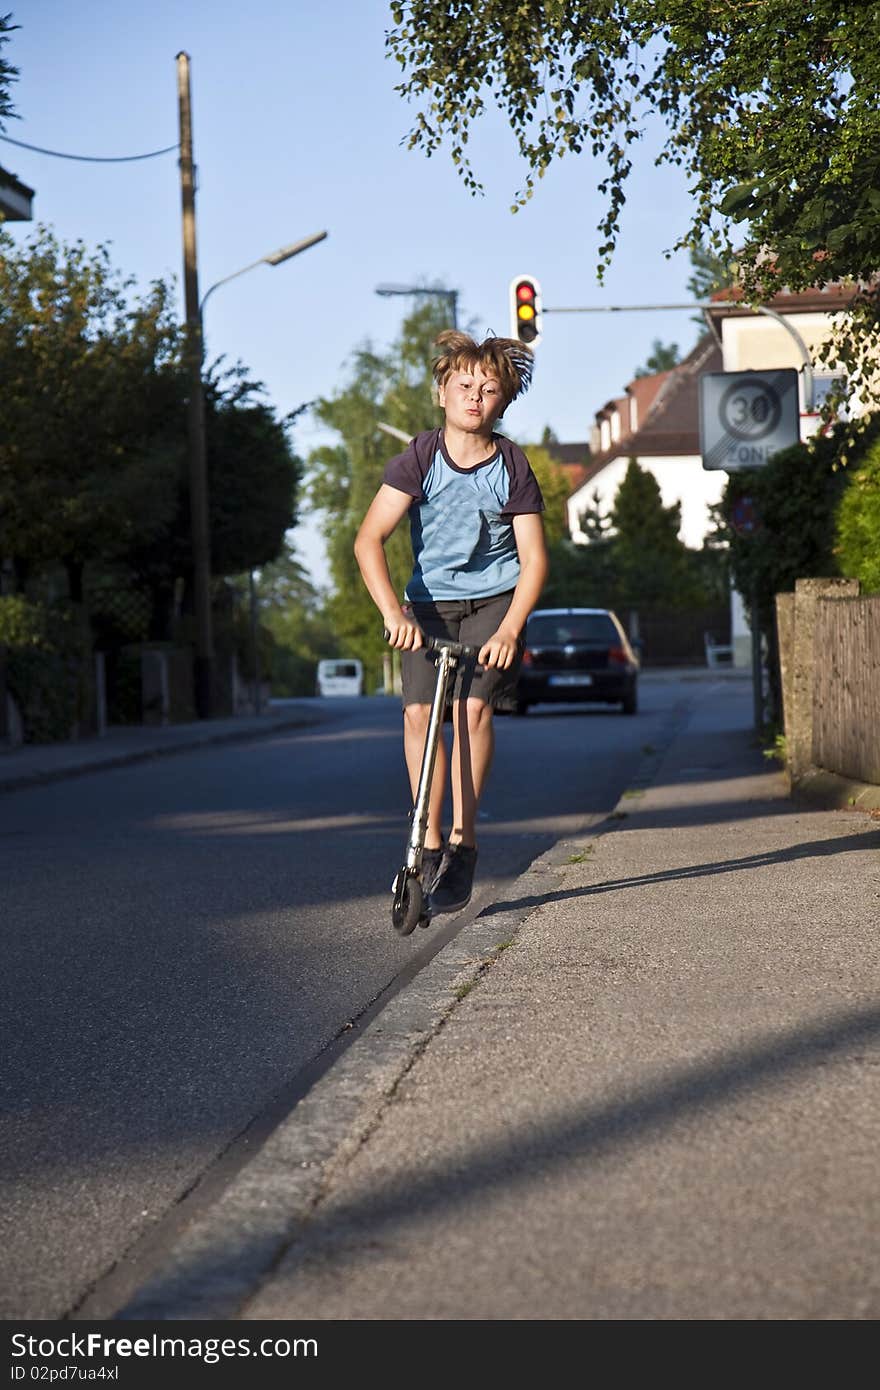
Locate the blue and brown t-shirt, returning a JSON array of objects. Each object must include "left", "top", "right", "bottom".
[{"left": 383, "top": 428, "right": 545, "bottom": 603}]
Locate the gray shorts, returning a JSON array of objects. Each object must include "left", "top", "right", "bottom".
[{"left": 400, "top": 590, "right": 523, "bottom": 707}]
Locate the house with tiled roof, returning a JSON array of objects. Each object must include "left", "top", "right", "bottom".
[
  {"left": 564, "top": 333, "right": 726, "bottom": 549},
  {"left": 553, "top": 278, "right": 871, "bottom": 551}
]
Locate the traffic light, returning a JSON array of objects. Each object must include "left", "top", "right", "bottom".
[{"left": 509, "top": 274, "right": 542, "bottom": 346}]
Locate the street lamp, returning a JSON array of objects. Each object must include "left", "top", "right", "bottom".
[
  {"left": 200, "top": 231, "right": 328, "bottom": 320},
  {"left": 375, "top": 283, "right": 459, "bottom": 330},
  {"left": 188, "top": 230, "right": 328, "bottom": 719}
]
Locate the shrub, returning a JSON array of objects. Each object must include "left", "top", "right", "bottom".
[
  {"left": 835, "top": 436, "right": 880, "bottom": 593},
  {"left": 0, "top": 597, "right": 94, "bottom": 742}
]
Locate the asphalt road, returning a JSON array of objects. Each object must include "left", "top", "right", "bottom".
[{"left": 0, "top": 680, "right": 691, "bottom": 1319}]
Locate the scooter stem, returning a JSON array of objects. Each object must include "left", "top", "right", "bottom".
[{"left": 406, "top": 646, "right": 457, "bottom": 872}]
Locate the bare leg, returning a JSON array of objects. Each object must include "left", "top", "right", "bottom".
[
  {"left": 449, "top": 697, "right": 494, "bottom": 846},
  {"left": 403, "top": 703, "right": 447, "bottom": 849}
]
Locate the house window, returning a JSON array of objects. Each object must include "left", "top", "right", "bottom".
[
  {"left": 600, "top": 419, "right": 611, "bottom": 451},
  {"left": 630, "top": 397, "right": 638, "bottom": 432},
  {"left": 611, "top": 410, "right": 621, "bottom": 442}
]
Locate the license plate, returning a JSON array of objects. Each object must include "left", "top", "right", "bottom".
[{"left": 548, "top": 673, "right": 593, "bottom": 687}]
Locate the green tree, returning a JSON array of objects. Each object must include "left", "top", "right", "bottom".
[
  {"left": 204, "top": 363, "right": 301, "bottom": 576},
  {"left": 539, "top": 533, "right": 617, "bottom": 611},
  {"left": 255, "top": 543, "right": 341, "bottom": 695},
  {"left": 0, "top": 227, "right": 183, "bottom": 598},
  {"left": 0, "top": 228, "right": 301, "bottom": 647},
  {"left": 633, "top": 339, "right": 680, "bottom": 379},
  {"left": 388, "top": 3, "right": 880, "bottom": 410},
  {"left": 577, "top": 488, "right": 611, "bottom": 543},
  {"left": 834, "top": 434, "right": 880, "bottom": 594},
  {"left": 119, "top": 362, "right": 302, "bottom": 640},
  {"left": 610, "top": 460, "right": 679, "bottom": 543},
  {"left": 521, "top": 443, "right": 571, "bottom": 547},
  {"left": 609, "top": 459, "right": 704, "bottom": 608}
]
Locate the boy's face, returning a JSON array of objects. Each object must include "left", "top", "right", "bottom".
[{"left": 438, "top": 363, "right": 508, "bottom": 435}]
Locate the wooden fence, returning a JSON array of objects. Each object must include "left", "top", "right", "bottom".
[{"left": 812, "top": 595, "right": 880, "bottom": 785}]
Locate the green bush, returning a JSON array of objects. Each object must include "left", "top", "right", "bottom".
[
  {"left": 835, "top": 435, "right": 880, "bottom": 593},
  {"left": 0, "top": 597, "right": 94, "bottom": 742}
]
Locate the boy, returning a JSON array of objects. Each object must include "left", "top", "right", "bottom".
[{"left": 354, "top": 331, "right": 548, "bottom": 914}]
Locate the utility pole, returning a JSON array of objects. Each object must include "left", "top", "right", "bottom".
[{"left": 177, "top": 51, "right": 214, "bottom": 718}]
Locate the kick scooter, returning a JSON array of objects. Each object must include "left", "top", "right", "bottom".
[{"left": 388, "top": 632, "right": 479, "bottom": 936}]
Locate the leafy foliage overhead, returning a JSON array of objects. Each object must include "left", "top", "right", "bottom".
[
  {"left": 387, "top": 2, "right": 880, "bottom": 299},
  {"left": 0, "top": 13, "right": 18, "bottom": 130}
]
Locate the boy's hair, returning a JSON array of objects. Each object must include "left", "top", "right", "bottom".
[{"left": 432, "top": 330, "right": 534, "bottom": 404}]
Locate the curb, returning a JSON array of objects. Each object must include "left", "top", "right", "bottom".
[
  {"left": 0, "top": 711, "right": 327, "bottom": 796},
  {"left": 790, "top": 763, "right": 880, "bottom": 815}
]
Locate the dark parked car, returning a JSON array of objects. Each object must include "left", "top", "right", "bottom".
[{"left": 515, "top": 607, "right": 640, "bottom": 715}]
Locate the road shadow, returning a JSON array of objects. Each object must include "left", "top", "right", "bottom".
[{"left": 482, "top": 825, "right": 880, "bottom": 917}]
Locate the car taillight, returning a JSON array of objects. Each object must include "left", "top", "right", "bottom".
[
  {"left": 521, "top": 648, "right": 534, "bottom": 667},
  {"left": 608, "top": 645, "right": 629, "bottom": 665}
]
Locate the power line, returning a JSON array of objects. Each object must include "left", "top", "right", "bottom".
[{"left": 0, "top": 132, "right": 179, "bottom": 163}]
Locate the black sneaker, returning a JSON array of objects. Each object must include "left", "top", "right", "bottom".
[
  {"left": 429, "top": 843, "right": 478, "bottom": 915},
  {"left": 421, "top": 843, "right": 445, "bottom": 895}
]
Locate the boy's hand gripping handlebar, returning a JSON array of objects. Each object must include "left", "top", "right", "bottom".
[{"left": 382, "top": 628, "right": 481, "bottom": 663}]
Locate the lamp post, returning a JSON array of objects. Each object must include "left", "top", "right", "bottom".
[
  {"left": 375, "top": 283, "right": 459, "bottom": 330},
  {"left": 200, "top": 232, "right": 328, "bottom": 321}
]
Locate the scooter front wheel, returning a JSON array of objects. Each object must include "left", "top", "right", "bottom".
[{"left": 391, "top": 871, "right": 424, "bottom": 936}]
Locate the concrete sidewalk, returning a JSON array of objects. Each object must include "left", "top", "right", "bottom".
[
  {"left": 0, "top": 701, "right": 326, "bottom": 794},
  {"left": 114, "top": 678, "right": 880, "bottom": 1321}
]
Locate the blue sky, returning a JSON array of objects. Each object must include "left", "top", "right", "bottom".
[{"left": 4, "top": 1, "right": 705, "bottom": 580}]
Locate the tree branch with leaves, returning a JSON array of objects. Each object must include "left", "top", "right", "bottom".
[{"left": 388, "top": 2, "right": 880, "bottom": 421}]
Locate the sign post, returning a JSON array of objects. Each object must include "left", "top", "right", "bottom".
[{"left": 728, "top": 492, "right": 766, "bottom": 733}]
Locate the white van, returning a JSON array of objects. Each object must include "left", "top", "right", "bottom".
[{"left": 315, "top": 658, "right": 364, "bottom": 697}]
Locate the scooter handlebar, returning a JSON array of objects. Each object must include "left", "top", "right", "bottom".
[
  {"left": 424, "top": 633, "right": 481, "bottom": 660},
  {"left": 382, "top": 628, "right": 480, "bottom": 660}
]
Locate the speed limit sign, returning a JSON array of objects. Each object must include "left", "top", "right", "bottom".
[{"left": 699, "top": 369, "right": 799, "bottom": 470}]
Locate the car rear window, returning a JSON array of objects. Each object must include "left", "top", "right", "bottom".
[{"left": 527, "top": 613, "right": 618, "bottom": 645}]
